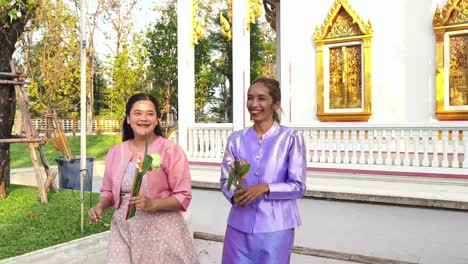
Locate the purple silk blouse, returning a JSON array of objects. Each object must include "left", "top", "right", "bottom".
[{"left": 220, "top": 124, "right": 307, "bottom": 233}]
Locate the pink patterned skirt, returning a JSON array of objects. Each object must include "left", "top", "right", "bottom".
[{"left": 106, "top": 163, "right": 198, "bottom": 263}]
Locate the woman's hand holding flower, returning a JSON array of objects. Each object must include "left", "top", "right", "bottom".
[
  {"left": 130, "top": 195, "right": 158, "bottom": 212},
  {"left": 233, "top": 183, "right": 270, "bottom": 207}
]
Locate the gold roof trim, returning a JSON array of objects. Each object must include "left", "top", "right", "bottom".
[
  {"left": 314, "top": 0, "right": 372, "bottom": 41},
  {"left": 433, "top": 0, "right": 468, "bottom": 27}
]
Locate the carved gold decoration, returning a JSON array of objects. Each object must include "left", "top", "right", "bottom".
[
  {"left": 248, "top": 0, "right": 263, "bottom": 31},
  {"left": 433, "top": 0, "right": 468, "bottom": 120},
  {"left": 220, "top": 0, "right": 232, "bottom": 41},
  {"left": 314, "top": 0, "right": 372, "bottom": 122},
  {"left": 220, "top": 0, "right": 263, "bottom": 40},
  {"left": 329, "top": 45, "right": 362, "bottom": 109},
  {"left": 192, "top": 0, "right": 206, "bottom": 46},
  {"left": 314, "top": 0, "right": 373, "bottom": 41}
]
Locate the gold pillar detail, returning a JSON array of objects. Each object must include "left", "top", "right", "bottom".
[
  {"left": 247, "top": 0, "right": 263, "bottom": 31},
  {"left": 314, "top": 0, "right": 373, "bottom": 122},
  {"left": 220, "top": 0, "right": 263, "bottom": 40},
  {"left": 220, "top": 0, "right": 232, "bottom": 41},
  {"left": 433, "top": 0, "right": 468, "bottom": 120},
  {"left": 192, "top": 0, "right": 206, "bottom": 46}
]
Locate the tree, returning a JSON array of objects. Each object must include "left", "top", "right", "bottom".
[
  {"left": 101, "top": 0, "right": 141, "bottom": 120},
  {"left": 208, "top": 10, "right": 276, "bottom": 122},
  {"left": 73, "top": 0, "right": 106, "bottom": 134},
  {"left": 106, "top": 34, "right": 147, "bottom": 119},
  {"left": 144, "top": 1, "right": 178, "bottom": 110},
  {"left": 92, "top": 58, "right": 109, "bottom": 116},
  {"left": 0, "top": 0, "right": 38, "bottom": 198},
  {"left": 27, "top": 0, "right": 81, "bottom": 117},
  {"left": 250, "top": 20, "right": 276, "bottom": 81},
  {"left": 101, "top": 0, "right": 138, "bottom": 57},
  {"left": 194, "top": 35, "right": 222, "bottom": 122}
]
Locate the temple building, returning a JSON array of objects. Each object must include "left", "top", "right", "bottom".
[{"left": 176, "top": 0, "right": 468, "bottom": 207}]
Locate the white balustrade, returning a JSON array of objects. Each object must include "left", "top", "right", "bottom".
[
  {"left": 327, "top": 131, "right": 335, "bottom": 163},
  {"left": 185, "top": 123, "right": 468, "bottom": 175},
  {"left": 463, "top": 132, "right": 468, "bottom": 168},
  {"left": 343, "top": 130, "right": 350, "bottom": 164},
  {"left": 431, "top": 130, "right": 439, "bottom": 167},
  {"left": 312, "top": 130, "right": 319, "bottom": 162},
  {"left": 403, "top": 130, "right": 410, "bottom": 166},
  {"left": 367, "top": 130, "right": 374, "bottom": 165},
  {"left": 385, "top": 129, "right": 392, "bottom": 166},
  {"left": 412, "top": 130, "right": 420, "bottom": 167},
  {"left": 359, "top": 130, "right": 366, "bottom": 164},
  {"left": 188, "top": 124, "right": 233, "bottom": 162},
  {"left": 452, "top": 131, "right": 459, "bottom": 168},
  {"left": 319, "top": 130, "right": 326, "bottom": 163},
  {"left": 394, "top": 130, "right": 401, "bottom": 166},
  {"left": 442, "top": 130, "right": 449, "bottom": 168},
  {"left": 422, "top": 130, "right": 430, "bottom": 167},
  {"left": 376, "top": 130, "right": 383, "bottom": 165},
  {"left": 335, "top": 130, "right": 342, "bottom": 163}
]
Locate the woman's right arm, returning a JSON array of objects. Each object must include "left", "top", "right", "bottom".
[
  {"left": 220, "top": 134, "right": 237, "bottom": 203},
  {"left": 88, "top": 197, "right": 113, "bottom": 223},
  {"left": 89, "top": 146, "right": 116, "bottom": 223}
]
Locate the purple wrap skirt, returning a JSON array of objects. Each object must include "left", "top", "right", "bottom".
[{"left": 222, "top": 225, "right": 295, "bottom": 264}]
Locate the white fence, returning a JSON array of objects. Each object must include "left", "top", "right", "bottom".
[
  {"left": 13, "top": 118, "right": 121, "bottom": 134},
  {"left": 186, "top": 122, "right": 468, "bottom": 176}
]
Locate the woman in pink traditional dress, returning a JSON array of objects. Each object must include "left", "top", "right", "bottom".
[{"left": 88, "top": 93, "right": 198, "bottom": 264}]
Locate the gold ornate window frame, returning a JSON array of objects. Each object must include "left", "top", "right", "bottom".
[
  {"left": 433, "top": 0, "right": 468, "bottom": 120},
  {"left": 314, "top": 0, "right": 372, "bottom": 122}
]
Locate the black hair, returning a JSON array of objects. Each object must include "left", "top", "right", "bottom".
[{"left": 122, "top": 93, "right": 163, "bottom": 141}]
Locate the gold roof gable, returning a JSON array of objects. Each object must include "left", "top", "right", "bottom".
[
  {"left": 433, "top": 0, "right": 468, "bottom": 27},
  {"left": 314, "top": 0, "right": 372, "bottom": 41}
]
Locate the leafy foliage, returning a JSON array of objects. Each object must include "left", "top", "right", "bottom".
[
  {"left": 0, "top": 184, "right": 114, "bottom": 259},
  {"left": 250, "top": 21, "right": 276, "bottom": 81},
  {"left": 144, "top": 2, "right": 178, "bottom": 110},
  {"left": 27, "top": 0, "right": 81, "bottom": 117},
  {"left": 0, "top": 0, "right": 36, "bottom": 28},
  {"left": 105, "top": 33, "right": 147, "bottom": 120}
]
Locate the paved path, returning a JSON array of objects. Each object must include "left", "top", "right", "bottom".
[
  {"left": 8, "top": 163, "right": 468, "bottom": 263},
  {"left": 190, "top": 188, "right": 468, "bottom": 264}
]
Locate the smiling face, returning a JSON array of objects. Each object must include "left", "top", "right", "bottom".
[
  {"left": 126, "top": 100, "right": 159, "bottom": 138},
  {"left": 247, "top": 82, "right": 280, "bottom": 125}
]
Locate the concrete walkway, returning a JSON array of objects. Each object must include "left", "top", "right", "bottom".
[
  {"left": 5, "top": 162, "right": 468, "bottom": 263},
  {"left": 0, "top": 230, "right": 352, "bottom": 264}
]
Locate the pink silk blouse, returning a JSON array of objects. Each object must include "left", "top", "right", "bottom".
[{"left": 100, "top": 137, "right": 192, "bottom": 211}]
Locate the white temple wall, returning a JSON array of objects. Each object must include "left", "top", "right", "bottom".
[{"left": 279, "top": 0, "right": 447, "bottom": 124}]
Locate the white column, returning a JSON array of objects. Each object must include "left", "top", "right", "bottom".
[
  {"left": 177, "top": 0, "right": 195, "bottom": 153},
  {"left": 232, "top": 0, "right": 250, "bottom": 131},
  {"left": 278, "top": 2, "right": 291, "bottom": 124}
]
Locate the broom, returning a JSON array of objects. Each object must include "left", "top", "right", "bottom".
[{"left": 46, "top": 111, "right": 73, "bottom": 159}]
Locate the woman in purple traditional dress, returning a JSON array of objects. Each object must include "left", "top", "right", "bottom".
[
  {"left": 88, "top": 93, "right": 198, "bottom": 264},
  {"left": 220, "top": 78, "right": 307, "bottom": 263}
]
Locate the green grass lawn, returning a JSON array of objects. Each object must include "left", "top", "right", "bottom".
[
  {"left": 10, "top": 135, "right": 122, "bottom": 169},
  {"left": 0, "top": 184, "right": 114, "bottom": 260}
]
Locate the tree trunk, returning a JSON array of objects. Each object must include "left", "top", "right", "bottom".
[
  {"left": 0, "top": 60, "right": 16, "bottom": 199},
  {"left": 0, "top": 5, "right": 35, "bottom": 198}
]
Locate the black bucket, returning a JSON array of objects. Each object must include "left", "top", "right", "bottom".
[{"left": 55, "top": 157, "right": 94, "bottom": 191}]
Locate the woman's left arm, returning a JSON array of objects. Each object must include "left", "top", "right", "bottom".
[
  {"left": 265, "top": 130, "right": 307, "bottom": 200},
  {"left": 131, "top": 145, "right": 192, "bottom": 212},
  {"left": 235, "top": 131, "right": 307, "bottom": 206}
]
